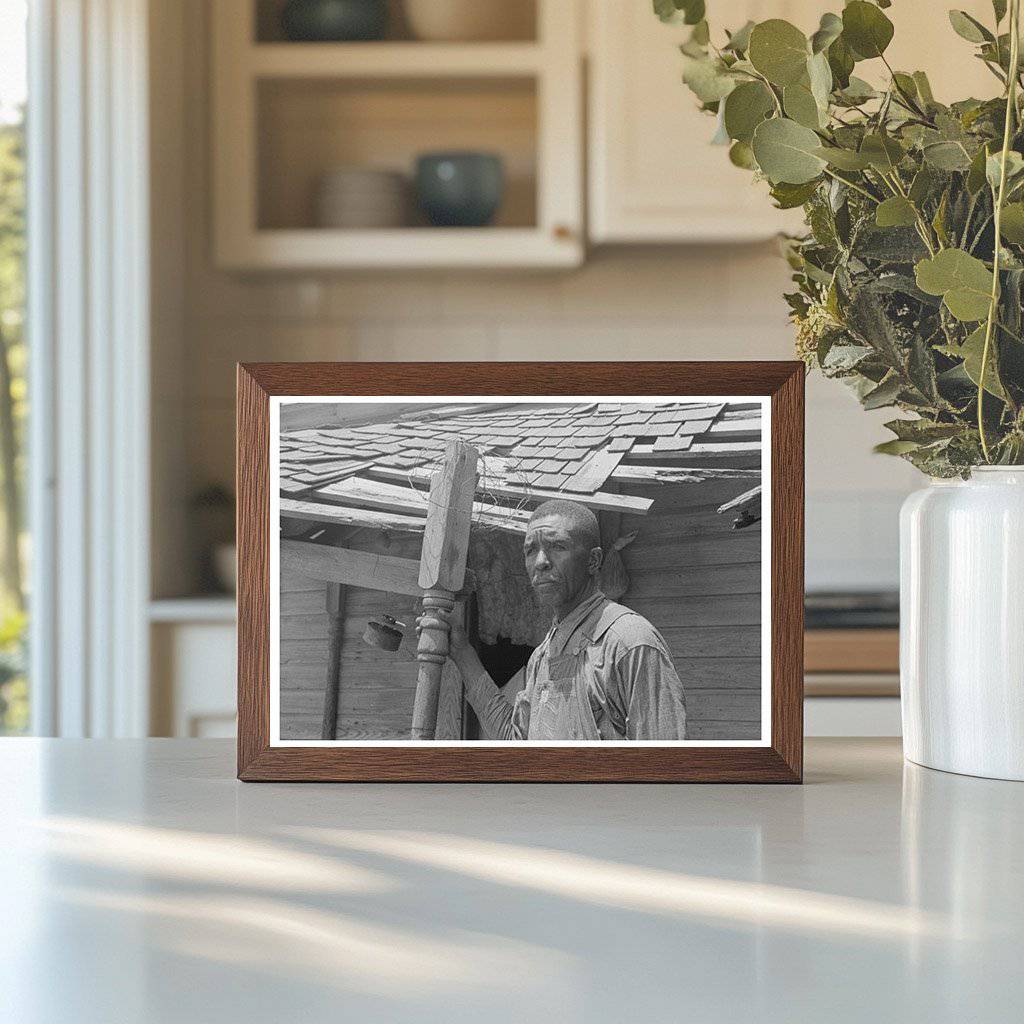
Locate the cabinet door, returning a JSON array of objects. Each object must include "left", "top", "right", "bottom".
[
  {"left": 589, "top": 1, "right": 814, "bottom": 243},
  {"left": 588, "top": 1, "right": 1003, "bottom": 245}
]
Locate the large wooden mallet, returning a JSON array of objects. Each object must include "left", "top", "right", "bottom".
[{"left": 411, "top": 440, "right": 478, "bottom": 740}]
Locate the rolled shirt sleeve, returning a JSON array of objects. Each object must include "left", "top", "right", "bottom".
[
  {"left": 463, "top": 665, "right": 530, "bottom": 740},
  {"left": 615, "top": 643, "right": 687, "bottom": 740}
]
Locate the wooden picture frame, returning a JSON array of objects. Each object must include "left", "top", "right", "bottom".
[{"left": 237, "top": 362, "right": 804, "bottom": 782}]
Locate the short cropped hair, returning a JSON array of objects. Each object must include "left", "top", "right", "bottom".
[{"left": 528, "top": 499, "right": 601, "bottom": 551}]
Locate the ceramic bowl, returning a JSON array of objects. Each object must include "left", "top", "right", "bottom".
[
  {"left": 315, "top": 168, "right": 409, "bottom": 228},
  {"left": 403, "top": 0, "right": 534, "bottom": 42},
  {"left": 280, "top": 0, "right": 388, "bottom": 42},
  {"left": 414, "top": 152, "right": 505, "bottom": 227}
]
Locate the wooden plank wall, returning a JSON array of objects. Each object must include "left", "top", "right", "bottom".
[
  {"left": 279, "top": 475, "right": 762, "bottom": 741},
  {"left": 620, "top": 476, "right": 762, "bottom": 740},
  {"left": 280, "top": 529, "right": 424, "bottom": 740}
]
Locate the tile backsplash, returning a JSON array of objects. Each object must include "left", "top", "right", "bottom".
[{"left": 170, "top": 246, "right": 917, "bottom": 595}]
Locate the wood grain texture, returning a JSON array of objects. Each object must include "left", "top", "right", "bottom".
[
  {"left": 238, "top": 361, "right": 804, "bottom": 782},
  {"left": 369, "top": 464, "right": 652, "bottom": 515},
  {"left": 804, "top": 629, "right": 899, "bottom": 674},
  {"left": 281, "top": 539, "right": 422, "bottom": 597},
  {"left": 319, "top": 583, "right": 345, "bottom": 740}
]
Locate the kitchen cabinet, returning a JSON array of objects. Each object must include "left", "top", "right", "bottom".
[
  {"left": 211, "top": 0, "right": 584, "bottom": 269},
  {"left": 587, "top": 1, "right": 812, "bottom": 243},
  {"left": 587, "top": 0, "right": 999, "bottom": 244}
]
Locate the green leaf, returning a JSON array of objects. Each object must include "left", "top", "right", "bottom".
[
  {"left": 1000, "top": 202, "right": 1024, "bottom": 242},
  {"left": 909, "top": 165, "right": 936, "bottom": 205},
  {"left": 770, "top": 179, "right": 820, "bottom": 209},
  {"left": 814, "top": 146, "right": 872, "bottom": 170},
  {"left": 681, "top": 55, "right": 737, "bottom": 103},
  {"left": 875, "top": 196, "right": 918, "bottom": 228},
  {"left": 783, "top": 83, "right": 822, "bottom": 129},
  {"left": 842, "top": 1, "right": 894, "bottom": 60},
  {"left": 932, "top": 190, "right": 950, "bottom": 247},
  {"left": 689, "top": 20, "right": 710, "bottom": 46},
  {"left": 958, "top": 324, "right": 1007, "bottom": 398},
  {"left": 728, "top": 140, "right": 758, "bottom": 169},
  {"left": 748, "top": 19, "right": 810, "bottom": 87},
  {"left": 860, "top": 133, "right": 905, "bottom": 173},
  {"left": 653, "top": 0, "right": 676, "bottom": 23},
  {"left": 724, "top": 20, "right": 755, "bottom": 53},
  {"left": 807, "top": 51, "right": 833, "bottom": 110},
  {"left": 874, "top": 439, "right": 921, "bottom": 455},
  {"left": 827, "top": 35, "right": 855, "bottom": 89},
  {"left": 885, "top": 418, "right": 963, "bottom": 443},
  {"left": 862, "top": 375, "right": 902, "bottom": 409},
  {"left": 892, "top": 72, "right": 919, "bottom": 102},
  {"left": 912, "top": 71, "right": 935, "bottom": 105},
  {"left": 986, "top": 150, "right": 1024, "bottom": 190},
  {"left": 915, "top": 249, "right": 994, "bottom": 321},
  {"left": 810, "top": 12, "right": 843, "bottom": 54},
  {"left": 836, "top": 75, "right": 877, "bottom": 104},
  {"left": 993, "top": 0, "right": 1008, "bottom": 24},
  {"left": 654, "top": 0, "right": 705, "bottom": 25},
  {"left": 723, "top": 81, "right": 775, "bottom": 143},
  {"left": 923, "top": 141, "right": 973, "bottom": 171},
  {"left": 681, "top": 0, "right": 705, "bottom": 25},
  {"left": 752, "top": 117, "right": 827, "bottom": 184},
  {"left": 948, "top": 10, "right": 993, "bottom": 44},
  {"left": 967, "top": 142, "right": 993, "bottom": 193},
  {"left": 710, "top": 107, "right": 731, "bottom": 145}
]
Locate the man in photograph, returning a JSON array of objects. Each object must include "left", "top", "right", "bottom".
[{"left": 422, "top": 498, "right": 687, "bottom": 741}]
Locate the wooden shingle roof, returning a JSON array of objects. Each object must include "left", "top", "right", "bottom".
[{"left": 279, "top": 400, "right": 761, "bottom": 534}]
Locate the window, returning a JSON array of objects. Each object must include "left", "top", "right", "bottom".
[{"left": 0, "top": 0, "right": 28, "bottom": 734}]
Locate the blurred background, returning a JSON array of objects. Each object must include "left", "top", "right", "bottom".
[{"left": 0, "top": 0, "right": 998, "bottom": 740}]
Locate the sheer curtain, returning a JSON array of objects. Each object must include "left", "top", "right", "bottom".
[{"left": 28, "top": 0, "right": 150, "bottom": 737}]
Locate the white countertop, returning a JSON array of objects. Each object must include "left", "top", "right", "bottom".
[{"left": 1, "top": 738, "right": 1021, "bottom": 1023}]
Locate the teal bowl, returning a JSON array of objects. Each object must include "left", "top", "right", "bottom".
[
  {"left": 415, "top": 152, "right": 505, "bottom": 228},
  {"left": 280, "top": 0, "right": 388, "bottom": 42}
]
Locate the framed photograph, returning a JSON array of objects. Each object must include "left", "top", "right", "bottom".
[{"left": 237, "top": 362, "right": 804, "bottom": 782}]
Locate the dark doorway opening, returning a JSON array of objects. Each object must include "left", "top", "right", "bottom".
[
  {"left": 464, "top": 634, "right": 534, "bottom": 739},
  {"left": 476, "top": 635, "right": 534, "bottom": 687}
]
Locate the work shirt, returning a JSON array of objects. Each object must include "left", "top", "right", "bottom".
[{"left": 465, "top": 589, "right": 687, "bottom": 741}]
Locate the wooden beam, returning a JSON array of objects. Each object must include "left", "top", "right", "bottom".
[
  {"left": 624, "top": 441, "right": 762, "bottom": 461},
  {"left": 368, "top": 465, "right": 653, "bottom": 515},
  {"left": 709, "top": 417, "right": 762, "bottom": 435},
  {"left": 434, "top": 603, "right": 468, "bottom": 741},
  {"left": 320, "top": 583, "right": 346, "bottom": 740},
  {"left": 413, "top": 441, "right": 479, "bottom": 740},
  {"left": 280, "top": 497, "right": 425, "bottom": 533},
  {"left": 281, "top": 539, "right": 422, "bottom": 596},
  {"left": 562, "top": 450, "right": 625, "bottom": 494},
  {"left": 313, "top": 475, "right": 529, "bottom": 533},
  {"left": 718, "top": 485, "right": 763, "bottom": 514},
  {"left": 612, "top": 465, "right": 761, "bottom": 483}
]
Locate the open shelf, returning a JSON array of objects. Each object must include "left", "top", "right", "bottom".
[
  {"left": 249, "top": 42, "right": 544, "bottom": 77},
  {"left": 257, "top": 76, "right": 537, "bottom": 232},
  {"left": 213, "top": 0, "right": 582, "bottom": 268},
  {"left": 254, "top": 0, "right": 538, "bottom": 45}
]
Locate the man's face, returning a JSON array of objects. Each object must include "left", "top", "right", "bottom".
[{"left": 523, "top": 514, "right": 598, "bottom": 611}]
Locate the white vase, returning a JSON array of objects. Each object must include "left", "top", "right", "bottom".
[{"left": 900, "top": 467, "right": 1024, "bottom": 780}]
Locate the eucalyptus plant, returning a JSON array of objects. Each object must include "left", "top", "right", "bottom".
[{"left": 658, "top": 0, "right": 1024, "bottom": 475}]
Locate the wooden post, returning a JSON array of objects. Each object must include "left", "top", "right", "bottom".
[
  {"left": 411, "top": 441, "right": 478, "bottom": 740},
  {"left": 320, "top": 582, "right": 346, "bottom": 740}
]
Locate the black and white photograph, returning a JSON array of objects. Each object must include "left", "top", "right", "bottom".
[{"left": 270, "top": 396, "right": 769, "bottom": 745}]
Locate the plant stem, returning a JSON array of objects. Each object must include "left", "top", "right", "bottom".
[
  {"left": 979, "top": 0, "right": 1021, "bottom": 462},
  {"left": 821, "top": 167, "right": 879, "bottom": 203},
  {"left": 880, "top": 54, "right": 929, "bottom": 119}
]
